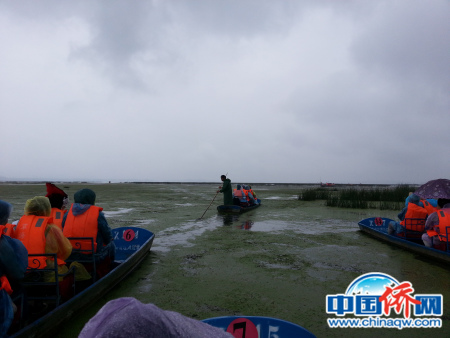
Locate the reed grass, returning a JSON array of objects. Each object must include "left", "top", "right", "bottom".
[
  {"left": 300, "top": 188, "right": 333, "bottom": 201},
  {"left": 299, "top": 185, "right": 415, "bottom": 210}
]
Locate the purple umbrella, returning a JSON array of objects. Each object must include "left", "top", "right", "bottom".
[{"left": 414, "top": 179, "right": 450, "bottom": 199}]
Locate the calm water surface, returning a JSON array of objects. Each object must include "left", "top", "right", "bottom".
[{"left": 1, "top": 183, "right": 448, "bottom": 338}]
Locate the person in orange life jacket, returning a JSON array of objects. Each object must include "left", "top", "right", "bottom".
[
  {"left": 45, "top": 183, "right": 69, "bottom": 230},
  {"left": 388, "top": 194, "right": 428, "bottom": 235},
  {"left": 233, "top": 185, "right": 248, "bottom": 205},
  {"left": 421, "top": 199, "right": 437, "bottom": 215},
  {"left": 422, "top": 198, "right": 450, "bottom": 250},
  {"left": 248, "top": 185, "right": 257, "bottom": 200},
  {"left": 62, "top": 189, "right": 115, "bottom": 267},
  {"left": 243, "top": 185, "right": 258, "bottom": 205},
  {"left": 405, "top": 192, "right": 437, "bottom": 209},
  {"left": 13, "top": 197, "right": 72, "bottom": 281},
  {"left": 0, "top": 200, "right": 28, "bottom": 336}
]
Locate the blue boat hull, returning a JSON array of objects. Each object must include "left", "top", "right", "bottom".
[
  {"left": 203, "top": 316, "right": 315, "bottom": 338},
  {"left": 217, "top": 199, "right": 261, "bottom": 214},
  {"left": 358, "top": 217, "right": 450, "bottom": 264}
]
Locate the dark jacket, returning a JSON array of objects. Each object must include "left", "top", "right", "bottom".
[{"left": 220, "top": 179, "right": 233, "bottom": 205}]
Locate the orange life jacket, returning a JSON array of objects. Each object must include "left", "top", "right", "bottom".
[
  {"left": 0, "top": 275, "right": 12, "bottom": 295},
  {"left": 427, "top": 210, "right": 450, "bottom": 242},
  {"left": 50, "top": 208, "right": 66, "bottom": 230},
  {"left": 243, "top": 189, "right": 257, "bottom": 203},
  {"left": 0, "top": 223, "right": 14, "bottom": 236},
  {"left": 233, "top": 189, "right": 245, "bottom": 199},
  {"left": 400, "top": 203, "right": 428, "bottom": 229},
  {"left": 63, "top": 205, "right": 102, "bottom": 253},
  {"left": 420, "top": 200, "right": 436, "bottom": 215},
  {"left": 13, "top": 215, "right": 65, "bottom": 269}
]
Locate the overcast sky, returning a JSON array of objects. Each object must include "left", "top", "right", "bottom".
[{"left": 1, "top": 0, "right": 449, "bottom": 184}]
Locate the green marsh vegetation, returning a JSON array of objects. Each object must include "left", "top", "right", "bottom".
[{"left": 299, "top": 184, "right": 417, "bottom": 210}]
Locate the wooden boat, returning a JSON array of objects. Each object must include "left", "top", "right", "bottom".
[
  {"left": 358, "top": 217, "right": 450, "bottom": 264},
  {"left": 10, "top": 226, "right": 155, "bottom": 338},
  {"left": 217, "top": 199, "right": 262, "bottom": 214},
  {"left": 203, "top": 315, "right": 315, "bottom": 337}
]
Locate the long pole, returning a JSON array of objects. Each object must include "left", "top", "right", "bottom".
[{"left": 198, "top": 191, "right": 219, "bottom": 220}]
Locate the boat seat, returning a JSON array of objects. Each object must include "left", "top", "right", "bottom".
[
  {"left": 21, "top": 253, "right": 76, "bottom": 317},
  {"left": 66, "top": 237, "right": 99, "bottom": 282}
]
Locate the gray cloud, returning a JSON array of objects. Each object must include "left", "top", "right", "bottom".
[{"left": 1, "top": 0, "right": 448, "bottom": 184}]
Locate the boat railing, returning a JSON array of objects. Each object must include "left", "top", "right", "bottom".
[
  {"left": 445, "top": 227, "right": 450, "bottom": 252},
  {"left": 398, "top": 218, "right": 427, "bottom": 240},
  {"left": 66, "top": 237, "right": 98, "bottom": 282},
  {"left": 14, "top": 253, "right": 76, "bottom": 327},
  {"left": 403, "top": 218, "right": 426, "bottom": 232},
  {"left": 434, "top": 226, "right": 450, "bottom": 252}
]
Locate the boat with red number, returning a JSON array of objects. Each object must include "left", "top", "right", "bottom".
[
  {"left": 203, "top": 315, "right": 315, "bottom": 337},
  {"left": 10, "top": 226, "right": 155, "bottom": 338}
]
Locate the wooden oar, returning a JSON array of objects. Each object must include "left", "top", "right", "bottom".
[{"left": 198, "top": 191, "right": 219, "bottom": 220}]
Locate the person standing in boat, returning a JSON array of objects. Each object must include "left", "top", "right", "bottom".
[
  {"left": 422, "top": 198, "right": 450, "bottom": 250},
  {"left": 62, "top": 188, "right": 115, "bottom": 278},
  {"left": 217, "top": 175, "right": 233, "bottom": 206}
]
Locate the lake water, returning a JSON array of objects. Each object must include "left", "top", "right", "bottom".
[{"left": 2, "top": 183, "right": 448, "bottom": 337}]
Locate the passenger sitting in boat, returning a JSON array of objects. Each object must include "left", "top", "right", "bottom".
[
  {"left": 62, "top": 189, "right": 115, "bottom": 278},
  {"left": 405, "top": 192, "right": 437, "bottom": 209},
  {"left": 248, "top": 185, "right": 257, "bottom": 200},
  {"left": 12, "top": 196, "right": 75, "bottom": 293},
  {"left": 0, "top": 200, "right": 28, "bottom": 337},
  {"left": 79, "top": 297, "right": 233, "bottom": 338},
  {"left": 233, "top": 185, "right": 248, "bottom": 206},
  {"left": 422, "top": 198, "right": 450, "bottom": 251},
  {"left": 45, "top": 183, "right": 69, "bottom": 230},
  {"left": 243, "top": 185, "right": 258, "bottom": 205},
  {"left": 420, "top": 199, "right": 437, "bottom": 215},
  {"left": 388, "top": 194, "right": 428, "bottom": 235}
]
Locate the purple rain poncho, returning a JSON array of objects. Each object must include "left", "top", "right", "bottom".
[{"left": 79, "top": 297, "right": 233, "bottom": 338}]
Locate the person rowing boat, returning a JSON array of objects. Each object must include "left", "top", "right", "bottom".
[{"left": 217, "top": 175, "right": 233, "bottom": 206}]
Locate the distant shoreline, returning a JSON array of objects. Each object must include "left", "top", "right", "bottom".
[{"left": 0, "top": 180, "right": 406, "bottom": 187}]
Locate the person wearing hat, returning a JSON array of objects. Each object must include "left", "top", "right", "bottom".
[
  {"left": 45, "top": 183, "right": 69, "bottom": 230},
  {"left": 0, "top": 200, "right": 28, "bottom": 336},
  {"left": 62, "top": 188, "right": 115, "bottom": 278}
]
